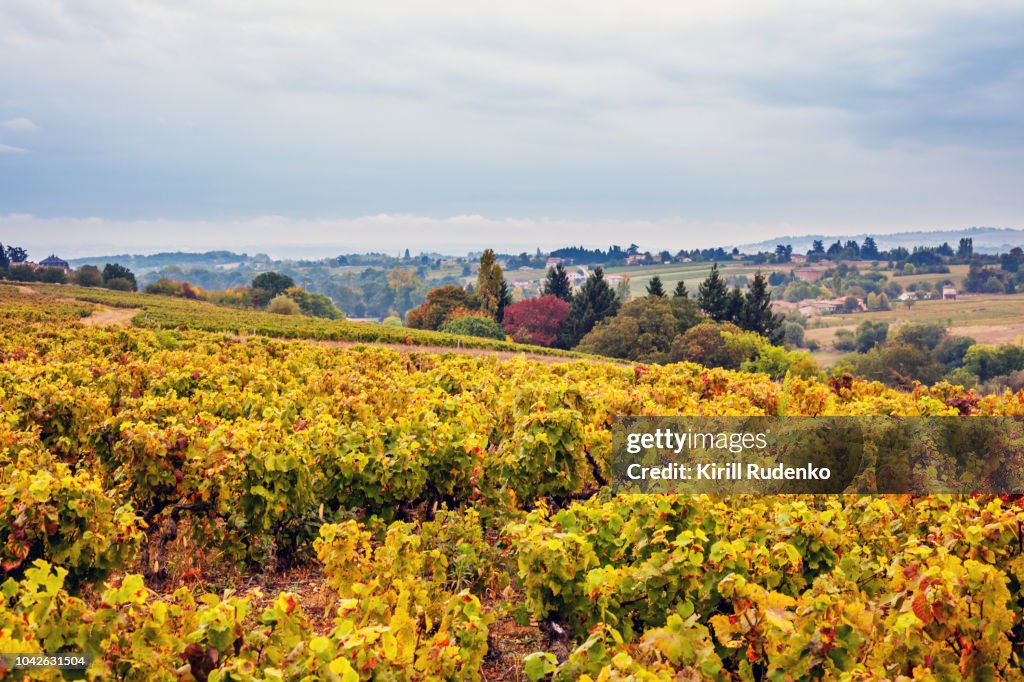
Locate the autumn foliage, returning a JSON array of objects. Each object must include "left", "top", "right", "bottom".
[{"left": 502, "top": 295, "right": 571, "bottom": 347}]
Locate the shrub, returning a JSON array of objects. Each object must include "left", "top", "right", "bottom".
[
  {"left": 104, "top": 277, "right": 136, "bottom": 292},
  {"left": 36, "top": 267, "right": 68, "bottom": 284},
  {"left": 74, "top": 265, "right": 103, "bottom": 287},
  {"left": 834, "top": 329, "right": 855, "bottom": 351},
  {"left": 440, "top": 315, "right": 506, "bottom": 340},
  {"left": 382, "top": 316, "right": 403, "bottom": 327},
  {"left": 145, "top": 278, "right": 185, "bottom": 296},
  {"left": 7, "top": 264, "right": 37, "bottom": 282},
  {"left": 267, "top": 294, "right": 301, "bottom": 315}
]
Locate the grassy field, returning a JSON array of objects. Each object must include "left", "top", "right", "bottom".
[
  {"left": 804, "top": 292, "right": 1024, "bottom": 353},
  {"left": 604, "top": 261, "right": 792, "bottom": 296}
]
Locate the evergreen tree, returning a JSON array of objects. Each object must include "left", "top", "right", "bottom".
[
  {"left": 496, "top": 278, "right": 512, "bottom": 323},
  {"left": 697, "top": 264, "right": 729, "bottom": 321},
  {"left": 861, "top": 236, "right": 880, "bottom": 260},
  {"left": 476, "top": 249, "right": 504, "bottom": 318},
  {"left": 724, "top": 287, "right": 745, "bottom": 324},
  {"left": 672, "top": 280, "right": 688, "bottom": 298},
  {"left": 565, "top": 267, "right": 619, "bottom": 347},
  {"left": 646, "top": 276, "right": 665, "bottom": 297},
  {"left": 542, "top": 263, "right": 573, "bottom": 301},
  {"left": 740, "top": 271, "right": 782, "bottom": 340}
]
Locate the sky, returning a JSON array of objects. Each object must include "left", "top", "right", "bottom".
[{"left": 1, "top": 0, "right": 1023, "bottom": 258}]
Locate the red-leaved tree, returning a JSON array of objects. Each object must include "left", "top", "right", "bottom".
[{"left": 502, "top": 295, "right": 570, "bottom": 347}]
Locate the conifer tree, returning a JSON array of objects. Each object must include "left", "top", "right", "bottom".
[
  {"left": 672, "top": 280, "right": 688, "bottom": 298},
  {"left": 646, "top": 276, "right": 665, "bottom": 297},
  {"left": 565, "top": 267, "right": 619, "bottom": 347},
  {"left": 542, "top": 263, "right": 573, "bottom": 302},
  {"left": 697, "top": 264, "right": 729, "bottom": 320},
  {"left": 740, "top": 271, "right": 782, "bottom": 340},
  {"left": 496, "top": 278, "right": 512, "bottom": 323},
  {"left": 724, "top": 287, "right": 745, "bottom": 324}
]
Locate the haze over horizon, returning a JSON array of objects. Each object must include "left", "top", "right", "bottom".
[{"left": 2, "top": 1, "right": 1023, "bottom": 257}]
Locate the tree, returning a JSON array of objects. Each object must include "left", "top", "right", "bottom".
[
  {"left": 405, "top": 285, "right": 472, "bottom": 330},
  {"left": 861, "top": 237, "right": 879, "bottom": 260},
  {"left": 783, "top": 321, "right": 805, "bottom": 348},
  {"left": 565, "top": 267, "right": 619, "bottom": 347},
  {"left": 957, "top": 237, "right": 974, "bottom": 260},
  {"left": 724, "top": 287, "right": 745, "bottom": 324},
  {"left": 502, "top": 295, "right": 571, "bottom": 347},
  {"left": 669, "top": 321, "right": 746, "bottom": 369},
  {"left": 893, "top": 322, "right": 947, "bottom": 352},
  {"left": 577, "top": 297, "right": 680, "bottom": 363},
  {"left": 542, "top": 264, "right": 573, "bottom": 302},
  {"left": 854, "top": 320, "right": 889, "bottom": 353},
  {"left": 476, "top": 249, "right": 504, "bottom": 318},
  {"left": 740, "top": 271, "right": 782, "bottom": 340},
  {"left": 697, "top": 264, "right": 729, "bottom": 321},
  {"left": 4, "top": 245, "right": 28, "bottom": 264},
  {"left": 102, "top": 263, "right": 137, "bottom": 291},
  {"left": 0, "top": 242, "right": 8, "bottom": 273},
  {"left": 646, "top": 276, "right": 665, "bottom": 297},
  {"left": 846, "top": 343, "right": 944, "bottom": 389},
  {"left": 440, "top": 315, "right": 506, "bottom": 340},
  {"left": 672, "top": 280, "right": 688, "bottom": 299},
  {"left": 75, "top": 265, "right": 103, "bottom": 287},
  {"left": 496, "top": 279, "right": 512, "bottom": 323},
  {"left": 576, "top": 296, "right": 700, "bottom": 363},
  {"left": 284, "top": 286, "right": 343, "bottom": 319},
  {"left": 251, "top": 272, "right": 294, "bottom": 298}
]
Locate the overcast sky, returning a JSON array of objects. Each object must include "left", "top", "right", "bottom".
[{"left": 2, "top": 0, "right": 1023, "bottom": 258}]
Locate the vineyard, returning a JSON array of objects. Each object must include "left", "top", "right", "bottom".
[
  {"left": 3, "top": 284, "right": 1024, "bottom": 680},
  {"left": 26, "top": 284, "right": 585, "bottom": 358}
]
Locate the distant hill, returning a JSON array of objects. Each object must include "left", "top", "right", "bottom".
[
  {"left": 67, "top": 251, "right": 265, "bottom": 273},
  {"left": 736, "top": 227, "right": 1024, "bottom": 255}
]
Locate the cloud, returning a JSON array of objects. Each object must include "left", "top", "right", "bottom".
[
  {"left": 1, "top": 117, "right": 39, "bottom": 132},
  {"left": 0, "top": 211, "right": 1004, "bottom": 261},
  {"left": 0, "top": 143, "right": 28, "bottom": 154},
  {"left": 0, "top": 1, "right": 1022, "bottom": 230}
]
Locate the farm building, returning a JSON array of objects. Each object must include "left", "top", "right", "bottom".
[
  {"left": 38, "top": 254, "right": 70, "bottom": 270},
  {"left": 942, "top": 286, "right": 957, "bottom": 301}
]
